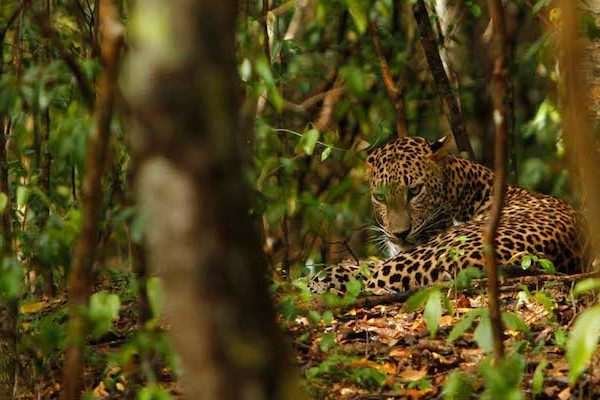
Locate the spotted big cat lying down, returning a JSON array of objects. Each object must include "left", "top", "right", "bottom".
[{"left": 310, "top": 136, "right": 585, "bottom": 295}]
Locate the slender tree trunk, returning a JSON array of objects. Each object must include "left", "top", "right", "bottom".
[
  {"left": 412, "top": 0, "right": 474, "bottom": 158},
  {"left": 483, "top": 0, "right": 511, "bottom": 362},
  {"left": 0, "top": 10, "right": 24, "bottom": 397},
  {"left": 126, "top": 1, "right": 300, "bottom": 399},
  {"left": 60, "top": 2, "right": 123, "bottom": 399}
]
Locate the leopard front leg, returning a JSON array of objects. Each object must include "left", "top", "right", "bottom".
[{"left": 309, "top": 258, "right": 383, "bottom": 295}]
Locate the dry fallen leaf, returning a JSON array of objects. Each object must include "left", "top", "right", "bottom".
[
  {"left": 92, "top": 381, "right": 109, "bottom": 398},
  {"left": 399, "top": 367, "right": 427, "bottom": 382},
  {"left": 20, "top": 301, "right": 48, "bottom": 314},
  {"left": 558, "top": 387, "right": 571, "bottom": 400}
]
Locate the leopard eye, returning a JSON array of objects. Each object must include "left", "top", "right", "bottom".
[
  {"left": 408, "top": 184, "right": 423, "bottom": 198},
  {"left": 373, "top": 192, "right": 386, "bottom": 203}
]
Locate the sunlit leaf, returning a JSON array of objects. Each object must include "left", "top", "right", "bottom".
[
  {"left": 345, "top": 0, "right": 368, "bottom": 33},
  {"left": 424, "top": 289, "right": 442, "bottom": 337},
  {"left": 573, "top": 278, "right": 600, "bottom": 296},
  {"left": 474, "top": 315, "right": 494, "bottom": 353},
  {"left": 567, "top": 305, "right": 600, "bottom": 383},
  {"left": 302, "top": 129, "right": 320, "bottom": 155},
  {"left": 532, "top": 359, "right": 548, "bottom": 396},
  {"left": 442, "top": 371, "right": 474, "bottom": 400}
]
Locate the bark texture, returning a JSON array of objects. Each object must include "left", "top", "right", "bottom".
[
  {"left": 560, "top": 1, "right": 600, "bottom": 260},
  {"left": 126, "top": 1, "right": 299, "bottom": 399}
]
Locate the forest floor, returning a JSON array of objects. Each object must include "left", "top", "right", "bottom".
[
  {"left": 287, "top": 276, "right": 600, "bottom": 399},
  {"left": 13, "top": 272, "right": 600, "bottom": 399},
  {"left": 15, "top": 271, "right": 183, "bottom": 400}
]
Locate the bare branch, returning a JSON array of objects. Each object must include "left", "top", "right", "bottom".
[{"left": 412, "top": 0, "right": 474, "bottom": 158}]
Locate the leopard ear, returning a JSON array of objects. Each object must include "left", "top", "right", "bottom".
[{"left": 429, "top": 136, "right": 454, "bottom": 162}]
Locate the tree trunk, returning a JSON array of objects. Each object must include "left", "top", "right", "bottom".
[{"left": 125, "top": 1, "right": 300, "bottom": 399}]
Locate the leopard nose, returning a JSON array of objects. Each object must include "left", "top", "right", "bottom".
[{"left": 392, "top": 230, "right": 410, "bottom": 241}]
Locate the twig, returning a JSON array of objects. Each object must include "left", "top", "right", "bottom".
[
  {"left": 484, "top": 0, "right": 511, "bottom": 362},
  {"left": 0, "top": 0, "right": 30, "bottom": 43},
  {"left": 368, "top": 21, "right": 408, "bottom": 138},
  {"left": 412, "top": 0, "right": 474, "bottom": 158}
]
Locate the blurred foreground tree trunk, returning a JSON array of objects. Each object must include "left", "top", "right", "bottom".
[
  {"left": 560, "top": 0, "right": 600, "bottom": 261},
  {"left": 125, "top": 1, "right": 300, "bottom": 399}
]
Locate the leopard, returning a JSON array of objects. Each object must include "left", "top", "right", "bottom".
[{"left": 309, "top": 136, "right": 585, "bottom": 295}]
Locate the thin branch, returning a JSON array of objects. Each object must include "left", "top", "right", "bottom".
[
  {"left": 368, "top": 21, "right": 408, "bottom": 138},
  {"left": 60, "top": 1, "right": 124, "bottom": 399},
  {"left": 283, "top": 87, "right": 344, "bottom": 114},
  {"left": 412, "top": 0, "right": 474, "bottom": 158},
  {"left": 261, "top": 0, "right": 271, "bottom": 64},
  {"left": 315, "top": 79, "right": 345, "bottom": 132},
  {"left": 483, "top": 0, "right": 511, "bottom": 362}
]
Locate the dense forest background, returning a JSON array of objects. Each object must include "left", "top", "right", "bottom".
[{"left": 0, "top": 0, "right": 599, "bottom": 399}]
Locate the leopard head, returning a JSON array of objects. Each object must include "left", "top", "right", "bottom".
[{"left": 366, "top": 136, "right": 453, "bottom": 255}]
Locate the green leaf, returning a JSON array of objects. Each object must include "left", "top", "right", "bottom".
[
  {"left": 404, "top": 288, "right": 432, "bottom": 312},
  {"left": 533, "top": 291, "right": 556, "bottom": 313},
  {"left": 474, "top": 315, "right": 494, "bottom": 353},
  {"left": 137, "top": 384, "right": 172, "bottom": 400},
  {"left": 88, "top": 291, "right": 121, "bottom": 338},
  {"left": 521, "top": 254, "right": 535, "bottom": 270},
  {"left": 448, "top": 309, "right": 482, "bottom": 343},
  {"left": 322, "top": 310, "right": 334, "bottom": 324},
  {"left": 567, "top": 305, "right": 600, "bottom": 383},
  {"left": 351, "top": 367, "right": 386, "bottom": 389},
  {"left": 442, "top": 371, "right": 474, "bottom": 400},
  {"left": 319, "top": 332, "right": 336, "bottom": 352},
  {"left": 502, "top": 312, "right": 530, "bottom": 334},
  {"left": 573, "top": 278, "right": 600, "bottom": 296},
  {"left": 532, "top": 359, "right": 548, "bottom": 396},
  {"left": 345, "top": 0, "right": 368, "bottom": 33},
  {"left": 424, "top": 289, "right": 442, "bottom": 337},
  {"left": 0, "top": 193, "right": 7, "bottom": 214},
  {"left": 554, "top": 328, "right": 567, "bottom": 348},
  {"left": 346, "top": 278, "right": 362, "bottom": 299},
  {"left": 301, "top": 129, "right": 320, "bottom": 155},
  {"left": 455, "top": 267, "right": 483, "bottom": 290},
  {"left": 308, "top": 310, "right": 322, "bottom": 325},
  {"left": 321, "top": 146, "right": 332, "bottom": 161},
  {"left": 16, "top": 186, "right": 29, "bottom": 207},
  {"left": 340, "top": 65, "right": 367, "bottom": 96},
  {"left": 479, "top": 353, "right": 525, "bottom": 400},
  {"left": 538, "top": 258, "right": 556, "bottom": 273}
]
